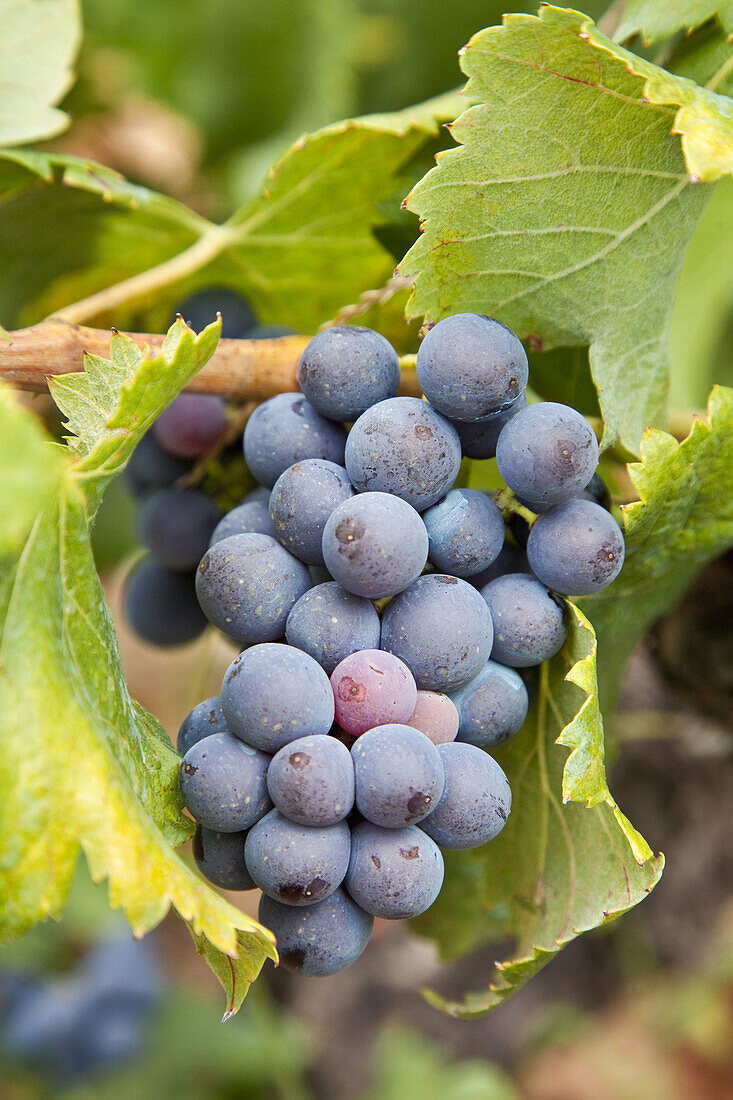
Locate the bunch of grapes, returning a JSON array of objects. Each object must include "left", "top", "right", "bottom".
[
  {"left": 123, "top": 290, "right": 292, "bottom": 646},
  {"left": 170, "top": 312, "right": 625, "bottom": 977},
  {"left": 0, "top": 937, "right": 160, "bottom": 1083}
]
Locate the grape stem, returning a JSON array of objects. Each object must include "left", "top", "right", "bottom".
[
  {"left": 0, "top": 320, "right": 423, "bottom": 400},
  {"left": 493, "top": 488, "right": 537, "bottom": 525}
]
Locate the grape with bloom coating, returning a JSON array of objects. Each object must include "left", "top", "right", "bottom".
[
  {"left": 322, "top": 492, "right": 428, "bottom": 599},
  {"left": 245, "top": 809, "right": 350, "bottom": 906},
  {"left": 330, "top": 650, "right": 417, "bottom": 737},
  {"left": 422, "top": 488, "right": 504, "bottom": 578},
  {"left": 267, "top": 735, "right": 355, "bottom": 826},
  {"left": 209, "top": 487, "right": 272, "bottom": 544},
  {"left": 259, "top": 888, "right": 372, "bottom": 976},
  {"left": 527, "top": 498, "right": 625, "bottom": 595},
  {"left": 195, "top": 533, "right": 311, "bottom": 643},
  {"left": 297, "top": 325, "right": 400, "bottom": 421},
  {"left": 481, "top": 573, "right": 566, "bottom": 667},
  {"left": 450, "top": 660, "right": 528, "bottom": 748},
  {"left": 243, "top": 393, "right": 346, "bottom": 488},
  {"left": 269, "top": 459, "right": 353, "bottom": 565},
  {"left": 286, "top": 582, "right": 381, "bottom": 675},
  {"left": 380, "top": 574, "right": 493, "bottom": 692},
  {"left": 221, "top": 643, "right": 334, "bottom": 752},
  {"left": 345, "top": 822, "right": 444, "bottom": 919},
  {"left": 179, "top": 733, "right": 271, "bottom": 832},
  {"left": 351, "top": 724, "right": 445, "bottom": 828},
  {"left": 344, "top": 397, "right": 461, "bottom": 511},
  {"left": 496, "top": 401, "right": 599, "bottom": 507},
  {"left": 177, "top": 696, "right": 228, "bottom": 755},
  {"left": 421, "top": 742, "right": 511, "bottom": 849},
  {"left": 416, "top": 313, "right": 528, "bottom": 421}
]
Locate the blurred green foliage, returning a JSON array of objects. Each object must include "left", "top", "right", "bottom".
[
  {"left": 360, "top": 1028, "right": 518, "bottom": 1100},
  {"left": 68, "top": 0, "right": 609, "bottom": 208},
  {"left": 669, "top": 177, "right": 733, "bottom": 409}
]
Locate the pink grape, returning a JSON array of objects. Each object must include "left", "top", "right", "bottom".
[
  {"left": 330, "top": 650, "right": 417, "bottom": 737},
  {"left": 405, "top": 691, "right": 459, "bottom": 746}
]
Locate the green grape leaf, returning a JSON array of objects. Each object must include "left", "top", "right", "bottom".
[
  {"left": 49, "top": 317, "right": 220, "bottom": 502},
  {"left": 582, "top": 384, "right": 733, "bottom": 705},
  {"left": 669, "top": 179, "right": 733, "bottom": 409},
  {"left": 0, "top": 0, "right": 80, "bottom": 146},
  {"left": 0, "top": 389, "right": 65, "bottom": 556},
  {"left": 615, "top": 0, "right": 733, "bottom": 43},
  {"left": 0, "top": 149, "right": 212, "bottom": 329},
  {"left": 417, "top": 604, "right": 662, "bottom": 1018},
  {"left": 0, "top": 92, "right": 463, "bottom": 332},
  {"left": 0, "top": 326, "right": 278, "bottom": 1018},
  {"left": 668, "top": 20, "right": 733, "bottom": 99},
  {"left": 399, "top": 5, "right": 733, "bottom": 454}
]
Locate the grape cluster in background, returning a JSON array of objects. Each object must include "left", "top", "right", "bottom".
[
  {"left": 126, "top": 302, "right": 625, "bottom": 977},
  {"left": 0, "top": 937, "right": 161, "bottom": 1083}
]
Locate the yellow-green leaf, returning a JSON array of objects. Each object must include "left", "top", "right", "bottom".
[
  {"left": 582, "top": 384, "right": 733, "bottom": 705},
  {"left": 0, "top": 0, "right": 80, "bottom": 146},
  {"left": 417, "top": 605, "right": 662, "bottom": 1018},
  {"left": 0, "top": 327, "right": 278, "bottom": 1016}
]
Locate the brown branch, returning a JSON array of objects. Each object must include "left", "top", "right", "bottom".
[{"left": 0, "top": 320, "right": 424, "bottom": 401}]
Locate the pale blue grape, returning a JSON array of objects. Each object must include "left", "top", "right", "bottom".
[
  {"left": 258, "top": 889, "right": 372, "bottom": 976},
  {"left": 380, "top": 574, "right": 493, "bottom": 691},
  {"left": 245, "top": 809, "right": 350, "bottom": 906},
  {"left": 267, "top": 735, "right": 355, "bottom": 826},
  {"left": 322, "top": 492, "right": 428, "bottom": 598},
  {"left": 450, "top": 660, "right": 529, "bottom": 748},
  {"left": 421, "top": 742, "right": 511, "bottom": 849},
  {"left": 221, "top": 643, "right": 334, "bottom": 752},
  {"left": 177, "top": 696, "right": 228, "bottom": 755},
  {"left": 344, "top": 397, "right": 461, "bottom": 511},
  {"left": 416, "top": 313, "right": 528, "bottom": 421},
  {"left": 422, "top": 488, "right": 504, "bottom": 577},
  {"left": 527, "top": 498, "right": 625, "bottom": 595},
  {"left": 496, "top": 401, "right": 599, "bottom": 506},
  {"left": 351, "top": 724, "right": 444, "bottom": 827},
  {"left": 195, "top": 533, "right": 311, "bottom": 643},
  {"left": 179, "top": 733, "right": 271, "bottom": 832},
  {"left": 481, "top": 573, "right": 566, "bottom": 667},
  {"left": 243, "top": 393, "right": 346, "bottom": 488},
  {"left": 209, "top": 487, "right": 272, "bottom": 544},
  {"left": 269, "top": 459, "right": 353, "bottom": 565},
  {"left": 285, "top": 582, "right": 381, "bottom": 675},
  {"left": 345, "top": 822, "right": 444, "bottom": 919},
  {"left": 297, "top": 325, "right": 400, "bottom": 420}
]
